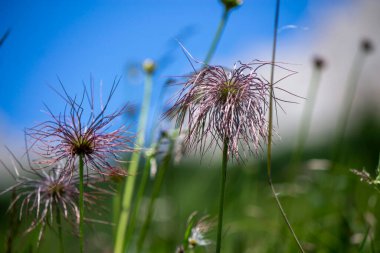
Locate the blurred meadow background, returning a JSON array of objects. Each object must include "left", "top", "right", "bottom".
[{"left": 1, "top": 0, "right": 380, "bottom": 252}]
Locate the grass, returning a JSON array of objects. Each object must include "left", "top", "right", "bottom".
[{"left": 1, "top": 113, "right": 379, "bottom": 252}]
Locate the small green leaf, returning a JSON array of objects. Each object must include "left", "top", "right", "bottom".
[
  {"left": 375, "top": 153, "right": 380, "bottom": 182},
  {"left": 183, "top": 212, "right": 197, "bottom": 250}
]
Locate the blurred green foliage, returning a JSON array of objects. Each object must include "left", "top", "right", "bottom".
[{"left": 1, "top": 109, "right": 379, "bottom": 253}]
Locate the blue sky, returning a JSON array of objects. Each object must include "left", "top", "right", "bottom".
[{"left": 0, "top": 0, "right": 348, "bottom": 135}]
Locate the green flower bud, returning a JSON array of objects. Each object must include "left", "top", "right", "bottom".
[{"left": 142, "top": 58, "right": 156, "bottom": 74}]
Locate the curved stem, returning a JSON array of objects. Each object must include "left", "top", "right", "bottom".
[
  {"left": 114, "top": 72, "right": 153, "bottom": 253},
  {"left": 268, "top": 178, "right": 304, "bottom": 252},
  {"left": 204, "top": 8, "right": 230, "bottom": 65},
  {"left": 56, "top": 206, "right": 65, "bottom": 253},
  {"left": 267, "top": 1, "right": 304, "bottom": 252},
  {"left": 216, "top": 138, "right": 228, "bottom": 253},
  {"left": 137, "top": 140, "right": 174, "bottom": 252},
  {"left": 79, "top": 154, "right": 84, "bottom": 253}
]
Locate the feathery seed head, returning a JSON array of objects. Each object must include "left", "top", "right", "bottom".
[
  {"left": 187, "top": 212, "right": 214, "bottom": 249},
  {"left": 27, "top": 78, "right": 134, "bottom": 176},
  {"left": 1, "top": 160, "right": 77, "bottom": 239},
  {"left": 165, "top": 61, "right": 274, "bottom": 160},
  {"left": 0, "top": 152, "right": 110, "bottom": 243}
]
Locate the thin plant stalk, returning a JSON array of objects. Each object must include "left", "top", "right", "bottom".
[
  {"left": 125, "top": 111, "right": 167, "bottom": 250},
  {"left": 112, "top": 182, "right": 123, "bottom": 236},
  {"left": 56, "top": 206, "right": 65, "bottom": 253},
  {"left": 114, "top": 71, "right": 153, "bottom": 253},
  {"left": 79, "top": 154, "right": 84, "bottom": 253},
  {"left": 126, "top": 72, "right": 168, "bottom": 251},
  {"left": 359, "top": 226, "right": 371, "bottom": 252},
  {"left": 182, "top": 215, "right": 196, "bottom": 251},
  {"left": 124, "top": 157, "right": 151, "bottom": 249},
  {"left": 136, "top": 140, "right": 175, "bottom": 252},
  {"left": 333, "top": 47, "right": 369, "bottom": 164},
  {"left": 204, "top": 8, "right": 230, "bottom": 65},
  {"left": 215, "top": 138, "right": 228, "bottom": 253},
  {"left": 291, "top": 63, "right": 324, "bottom": 169},
  {"left": 5, "top": 190, "right": 20, "bottom": 253},
  {"left": 266, "top": 0, "right": 305, "bottom": 252}
]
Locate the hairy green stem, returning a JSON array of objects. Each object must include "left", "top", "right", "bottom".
[
  {"left": 204, "top": 8, "right": 230, "bottom": 65},
  {"left": 79, "top": 154, "right": 84, "bottom": 253},
  {"left": 333, "top": 49, "right": 367, "bottom": 164},
  {"left": 267, "top": 1, "right": 304, "bottom": 252},
  {"left": 137, "top": 140, "right": 174, "bottom": 252},
  {"left": 114, "top": 72, "right": 153, "bottom": 253},
  {"left": 292, "top": 67, "right": 323, "bottom": 169},
  {"left": 56, "top": 206, "right": 64, "bottom": 253},
  {"left": 216, "top": 139, "right": 228, "bottom": 253}
]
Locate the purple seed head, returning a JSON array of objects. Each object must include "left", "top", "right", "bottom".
[
  {"left": 27, "top": 79, "right": 134, "bottom": 176},
  {"left": 165, "top": 61, "right": 277, "bottom": 160}
]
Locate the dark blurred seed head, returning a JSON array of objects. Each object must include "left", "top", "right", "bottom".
[
  {"left": 313, "top": 56, "right": 326, "bottom": 70},
  {"left": 361, "top": 38, "right": 374, "bottom": 53},
  {"left": 1, "top": 149, "right": 112, "bottom": 245},
  {"left": 221, "top": 0, "right": 243, "bottom": 10},
  {"left": 1, "top": 161, "right": 77, "bottom": 240},
  {"left": 142, "top": 58, "right": 156, "bottom": 75}
]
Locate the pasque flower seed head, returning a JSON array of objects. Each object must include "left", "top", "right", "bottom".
[
  {"left": 165, "top": 61, "right": 276, "bottom": 160},
  {"left": 27, "top": 78, "right": 134, "bottom": 176}
]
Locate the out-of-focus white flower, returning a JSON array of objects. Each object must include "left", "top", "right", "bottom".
[{"left": 188, "top": 226, "right": 212, "bottom": 248}]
